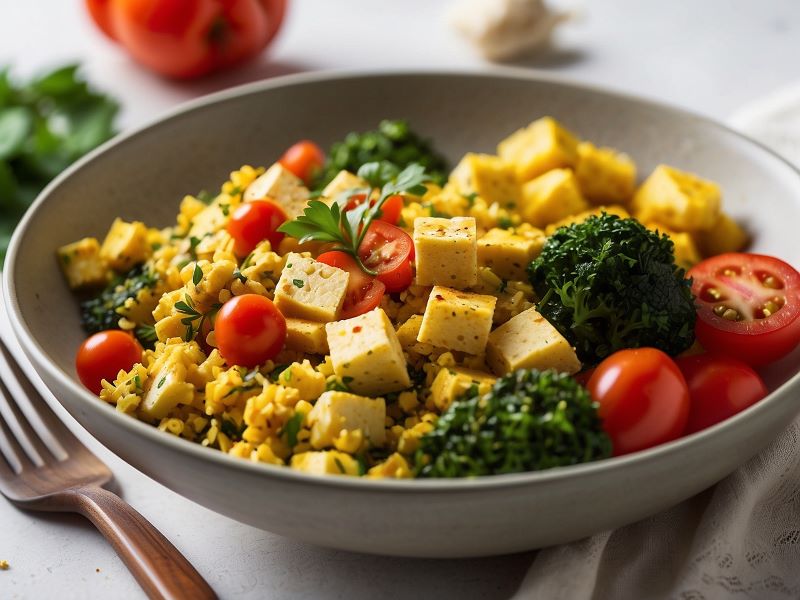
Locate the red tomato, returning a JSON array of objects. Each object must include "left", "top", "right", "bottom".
[
  {"left": 689, "top": 253, "right": 800, "bottom": 366},
  {"left": 86, "top": 0, "right": 286, "bottom": 79},
  {"left": 76, "top": 330, "right": 143, "bottom": 395},
  {"left": 227, "top": 199, "right": 287, "bottom": 256},
  {"left": 676, "top": 354, "right": 768, "bottom": 434},
  {"left": 344, "top": 194, "right": 404, "bottom": 226},
  {"left": 573, "top": 368, "right": 595, "bottom": 387},
  {"left": 587, "top": 348, "right": 690, "bottom": 455},
  {"left": 316, "top": 251, "right": 386, "bottom": 319},
  {"left": 214, "top": 294, "right": 286, "bottom": 367},
  {"left": 357, "top": 221, "right": 414, "bottom": 293},
  {"left": 279, "top": 140, "right": 325, "bottom": 186}
]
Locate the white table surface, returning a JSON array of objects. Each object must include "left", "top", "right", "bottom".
[{"left": 2, "top": 1, "right": 800, "bottom": 598}]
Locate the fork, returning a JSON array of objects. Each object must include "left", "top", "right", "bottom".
[{"left": 0, "top": 335, "right": 217, "bottom": 600}]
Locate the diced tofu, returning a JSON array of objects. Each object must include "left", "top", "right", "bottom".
[
  {"left": 574, "top": 142, "right": 637, "bottom": 204},
  {"left": 321, "top": 170, "right": 368, "bottom": 200},
  {"left": 413, "top": 216, "right": 478, "bottom": 288},
  {"left": 430, "top": 367, "right": 496, "bottom": 411},
  {"left": 100, "top": 218, "right": 149, "bottom": 272},
  {"left": 448, "top": 153, "right": 521, "bottom": 206},
  {"left": 276, "top": 360, "right": 326, "bottom": 401},
  {"left": 486, "top": 307, "right": 581, "bottom": 376},
  {"left": 187, "top": 198, "right": 229, "bottom": 239},
  {"left": 544, "top": 205, "right": 631, "bottom": 236},
  {"left": 644, "top": 222, "right": 702, "bottom": 269},
  {"left": 395, "top": 315, "right": 424, "bottom": 349},
  {"left": 477, "top": 227, "right": 545, "bottom": 280},
  {"left": 290, "top": 451, "right": 360, "bottom": 476},
  {"left": 519, "top": 169, "right": 589, "bottom": 227},
  {"left": 417, "top": 286, "right": 496, "bottom": 355},
  {"left": 57, "top": 237, "right": 109, "bottom": 289},
  {"left": 325, "top": 308, "right": 411, "bottom": 395},
  {"left": 285, "top": 318, "right": 329, "bottom": 354},
  {"left": 692, "top": 212, "right": 749, "bottom": 257},
  {"left": 274, "top": 253, "right": 350, "bottom": 322},
  {"left": 632, "top": 165, "right": 721, "bottom": 232},
  {"left": 141, "top": 364, "right": 194, "bottom": 420},
  {"left": 307, "top": 390, "right": 386, "bottom": 449},
  {"left": 497, "top": 117, "right": 580, "bottom": 182},
  {"left": 243, "top": 163, "right": 311, "bottom": 218}
]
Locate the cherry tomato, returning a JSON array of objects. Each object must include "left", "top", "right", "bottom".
[
  {"left": 357, "top": 221, "right": 414, "bottom": 293},
  {"left": 676, "top": 354, "right": 768, "bottom": 434},
  {"left": 279, "top": 140, "right": 325, "bottom": 186},
  {"left": 573, "top": 368, "right": 595, "bottom": 387},
  {"left": 587, "top": 348, "right": 690, "bottom": 455},
  {"left": 344, "top": 194, "right": 404, "bottom": 226},
  {"left": 317, "top": 251, "right": 386, "bottom": 319},
  {"left": 76, "top": 330, "right": 143, "bottom": 395},
  {"left": 689, "top": 253, "right": 800, "bottom": 366},
  {"left": 214, "top": 294, "right": 286, "bottom": 367},
  {"left": 86, "top": 0, "right": 286, "bottom": 79},
  {"left": 227, "top": 199, "right": 287, "bottom": 256}
]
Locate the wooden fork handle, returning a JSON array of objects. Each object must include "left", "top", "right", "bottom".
[{"left": 56, "top": 485, "right": 217, "bottom": 600}]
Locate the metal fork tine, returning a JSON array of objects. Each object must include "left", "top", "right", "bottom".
[
  {"left": 0, "top": 397, "right": 30, "bottom": 475},
  {"left": 0, "top": 336, "right": 73, "bottom": 460},
  {"left": 0, "top": 376, "right": 51, "bottom": 466}
]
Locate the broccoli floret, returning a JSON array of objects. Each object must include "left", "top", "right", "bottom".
[
  {"left": 80, "top": 264, "right": 160, "bottom": 348},
  {"left": 528, "top": 213, "right": 696, "bottom": 365},
  {"left": 416, "top": 369, "right": 611, "bottom": 478},
  {"left": 313, "top": 119, "right": 448, "bottom": 191}
]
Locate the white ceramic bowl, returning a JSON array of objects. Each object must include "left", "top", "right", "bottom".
[{"left": 5, "top": 70, "right": 800, "bottom": 558}]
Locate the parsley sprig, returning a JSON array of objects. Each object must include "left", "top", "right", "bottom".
[
  {"left": 277, "top": 162, "right": 429, "bottom": 274},
  {"left": 174, "top": 293, "right": 222, "bottom": 343}
]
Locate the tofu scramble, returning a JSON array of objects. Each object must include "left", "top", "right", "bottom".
[{"left": 59, "top": 117, "right": 753, "bottom": 478}]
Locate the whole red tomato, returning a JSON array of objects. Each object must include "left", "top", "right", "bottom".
[
  {"left": 76, "top": 330, "right": 144, "bottom": 395},
  {"left": 86, "top": 0, "right": 287, "bottom": 79},
  {"left": 214, "top": 294, "right": 286, "bottom": 367}
]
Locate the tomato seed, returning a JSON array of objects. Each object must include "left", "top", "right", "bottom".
[{"left": 722, "top": 308, "right": 740, "bottom": 321}]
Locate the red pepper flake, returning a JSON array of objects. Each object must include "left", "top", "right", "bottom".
[
  {"left": 353, "top": 326, "right": 362, "bottom": 333},
  {"left": 435, "top": 294, "right": 444, "bottom": 301}
]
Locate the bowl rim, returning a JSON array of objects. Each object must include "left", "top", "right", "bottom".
[{"left": 5, "top": 67, "right": 800, "bottom": 493}]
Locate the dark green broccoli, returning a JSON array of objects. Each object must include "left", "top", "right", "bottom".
[
  {"left": 416, "top": 369, "right": 611, "bottom": 478},
  {"left": 80, "top": 264, "right": 160, "bottom": 348},
  {"left": 528, "top": 213, "right": 696, "bottom": 365},
  {"left": 313, "top": 119, "right": 448, "bottom": 191}
]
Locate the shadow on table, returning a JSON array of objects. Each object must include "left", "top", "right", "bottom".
[{"left": 169, "top": 58, "right": 313, "bottom": 97}]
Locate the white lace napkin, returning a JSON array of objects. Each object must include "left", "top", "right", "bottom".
[{"left": 514, "top": 89, "right": 800, "bottom": 600}]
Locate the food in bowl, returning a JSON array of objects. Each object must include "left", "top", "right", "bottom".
[{"left": 57, "top": 117, "right": 800, "bottom": 478}]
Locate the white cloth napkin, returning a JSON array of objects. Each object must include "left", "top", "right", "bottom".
[{"left": 514, "top": 90, "right": 800, "bottom": 600}]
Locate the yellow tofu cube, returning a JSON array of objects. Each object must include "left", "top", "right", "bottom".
[
  {"left": 520, "top": 169, "right": 589, "bottom": 227},
  {"left": 448, "top": 153, "right": 521, "bottom": 207},
  {"left": 486, "top": 307, "right": 581, "bottom": 376},
  {"left": 321, "top": 170, "right": 368, "bottom": 201},
  {"left": 417, "top": 286, "right": 497, "bottom": 355},
  {"left": 285, "top": 318, "right": 329, "bottom": 354},
  {"left": 57, "top": 237, "right": 109, "bottom": 289},
  {"left": 632, "top": 165, "right": 721, "bottom": 232},
  {"left": 396, "top": 315, "right": 424, "bottom": 348},
  {"left": 497, "top": 117, "right": 580, "bottom": 182},
  {"left": 544, "top": 205, "right": 631, "bottom": 236},
  {"left": 692, "top": 212, "right": 749, "bottom": 257},
  {"left": 413, "top": 216, "right": 478, "bottom": 288},
  {"left": 100, "top": 218, "right": 149, "bottom": 272},
  {"left": 276, "top": 360, "right": 326, "bottom": 401},
  {"left": 477, "top": 227, "right": 545, "bottom": 280},
  {"left": 290, "top": 451, "right": 360, "bottom": 476},
  {"left": 644, "top": 222, "right": 702, "bottom": 269},
  {"left": 274, "top": 253, "right": 350, "bottom": 322},
  {"left": 574, "top": 142, "right": 637, "bottom": 204},
  {"left": 307, "top": 390, "right": 386, "bottom": 449},
  {"left": 141, "top": 364, "right": 194, "bottom": 420},
  {"left": 243, "top": 163, "right": 310, "bottom": 218},
  {"left": 366, "top": 453, "right": 413, "bottom": 479},
  {"left": 325, "top": 308, "right": 411, "bottom": 396},
  {"left": 430, "top": 367, "right": 496, "bottom": 411}
]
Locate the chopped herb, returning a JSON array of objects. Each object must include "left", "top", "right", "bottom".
[
  {"left": 283, "top": 411, "right": 304, "bottom": 447},
  {"left": 134, "top": 324, "right": 158, "bottom": 349},
  {"left": 292, "top": 278, "right": 305, "bottom": 289},
  {"left": 189, "top": 236, "right": 202, "bottom": 258},
  {"left": 333, "top": 457, "right": 347, "bottom": 474},
  {"left": 498, "top": 279, "right": 508, "bottom": 294},
  {"left": 196, "top": 190, "right": 215, "bottom": 204},
  {"left": 497, "top": 216, "right": 513, "bottom": 229},
  {"left": 132, "top": 374, "right": 142, "bottom": 392},
  {"left": 463, "top": 192, "right": 478, "bottom": 207},
  {"left": 220, "top": 418, "right": 244, "bottom": 439},
  {"left": 232, "top": 270, "right": 247, "bottom": 283},
  {"left": 192, "top": 263, "right": 203, "bottom": 285},
  {"left": 268, "top": 364, "right": 290, "bottom": 382},
  {"left": 356, "top": 454, "right": 368, "bottom": 476},
  {"left": 157, "top": 376, "right": 166, "bottom": 389},
  {"left": 281, "top": 367, "right": 293, "bottom": 382},
  {"left": 220, "top": 203, "right": 230, "bottom": 216}
]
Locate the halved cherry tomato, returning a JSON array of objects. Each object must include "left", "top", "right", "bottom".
[
  {"left": 587, "top": 348, "right": 690, "bottom": 455},
  {"left": 76, "top": 330, "right": 143, "bottom": 395},
  {"left": 317, "top": 251, "right": 386, "bottom": 319},
  {"left": 357, "top": 221, "right": 414, "bottom": 293},
  {"left": 279, "top": 140, "right": 325, "bottom": 186},
  {"left": 344, "top": 194, "right": 404, "bottom": 226},
  {"left": 227, "top": 199, "right": 287, "bottom": 257},
  {"left": 676, "top": 354, "right": 768, "bottom": 434},
  {"left": 214, "top": 294, "right": 286, "bottom": 367},
  {"left": 689, "top": 253, "right": 800, "bottom": 366}
]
